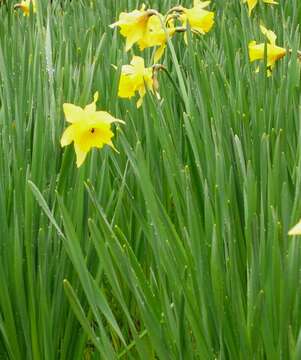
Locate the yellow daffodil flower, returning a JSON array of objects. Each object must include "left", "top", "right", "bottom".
[
  {"left": 110, "top": 5, "right": 159, "bottom": 51},
  {"left": 14, "top": 0, "right": 36, "bottom": 16},
  {"left": 243, "top": 0, "right": 278, "bottom": 16},
  {"left": 288, "top": 219, "right": 301, "bottom": 236},
  {"left": 118, "top": 56, "right": 156, "bottom": 108},
  {"left": 178, "top": 0, "right": 214, "bottom": 41},
  {"left": 137, "top": 15, "right": 175, "bottom": 63},
  {"left": 248, "top": 25, "right": 286, "bottom": 74},
  {"left": 61, "top": 92, "right": 124, "bottom": 167}
]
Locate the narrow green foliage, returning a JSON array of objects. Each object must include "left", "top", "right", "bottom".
[{"left": 0, "top": 0, "right": 301, "bottom": 358}]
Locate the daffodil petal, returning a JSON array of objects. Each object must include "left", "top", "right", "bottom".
[
  {"left": 246, "top": 0, "right": 257, "bottom": 15},
  {"left": 288, "top": 220, "right": 301, "bottom": 235},
  {"left": 193, "top": 0, "right": 211, "bottom": 8},
  {"left": 136, "top": 97, "right": 144, "bottom": 108},
  {"left": 63, "top": 103, "right": 85, "bottom": 123},
  {"left": 260, "top": 25, "right": 277, "bottom": 45},
  {"left": 84, "top": 92, "right": 99, "bottom": 112},
  {"left": 61, "top": 125, "right": 76, "bottom": 147},
  {"left": 131, "top": 56, "right": 146, "bottom": 72},
  {"left": 108, "top": 141, "right": 119, "bottom": 153},
  {"left": 154, "top": 44, "right": 166, "bottom": 63},
  {"left": 91, "top": 111, "right": 125, "bottom": 124},
  {"left": 74, "top": 144, "right": 88, "bottom": 167},
  {"left": 125, "top": 28, "right": 145, "bottom": 51},
  {"left": 263, "top": 0, "right": 278, "bottom": 4}
]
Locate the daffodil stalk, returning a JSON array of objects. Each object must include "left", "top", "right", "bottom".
[{"left": 152, "top": 64, "right": 186, "bottom": 108}]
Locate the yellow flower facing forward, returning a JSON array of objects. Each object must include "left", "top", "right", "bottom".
[
  {"left": 137, "top": 15, "right": 175, "bottom": 63},
  {"left": 178, "top": 0, "right": 214, "bottom": 41},
  {"left": 14, "top": 0, "right": 36, "bottom": 16},
  {"left": 118, "top": 56, "right": 156, "bottom": 108},
  {"left": 289, "top": 219, "right": 301, "bottom": 236},
  {"left": 243, "top": 0, "right": 278, "bottom": 16},
  {"left": 248, "top": 25, "right": 286, "bottom": 72},
  {"left": 110, "top": 5, "right": 159, "bottom": 51},
  {"left": 61, "top": 93, "right": 124, "bottom": 167}
]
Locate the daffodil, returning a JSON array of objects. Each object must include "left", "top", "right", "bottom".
[
  {"left": 14, "top": 0, "right": 36, "bottom": 16},
  {"left": 110, "top": 5, "right": 159, "bottom": 51},
  {"left": 243, "top": 0, "right": 278, "bottom": 16},
  {"left": 61, "top": 92, "right": 124, "bottom": 167},
  {"left": 137, "top": 15, "right": 175, "bottom": 63},
  {"left": 288, "top": 220, "right": 301, "bottom": 236},
  {"left": 118, "top": 56, "right": 157, "bottom": 108},
  {"left": 175, "top": 0, "right": 214, "bottom": 41},
  {"left": 248, "top": 25, "right": 286, "bottom": 73}
]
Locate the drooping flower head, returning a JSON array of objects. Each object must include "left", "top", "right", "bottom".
[
  {"left": 248, "top": 25, "right": 286, "bottom": 73},
  {"left": 110, "top": 5, "right": 159, "bottom": 51},
  {"left": 61, "top": 93, "right": 124, "bottom": 167},
  {"left": 14, "top": 0, "right": 36, "bottom": 16},
  {"left": 243, "top": 0, "right": 278, "bottom": 16},
  {"left": 171, "top": 0, "right": 214, "bottom": 42},
  {"left": 137, "top": 15, "right": 176, "bottom": 63},
  {"left": 118, "top": 56, "right": 158, "bottom": 108}
]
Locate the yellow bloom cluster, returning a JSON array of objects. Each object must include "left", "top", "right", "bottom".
[
  {"left": 110, "top": 1, "right": 215, "bottom": 62},
  {"left": 59, "top": 1, "right": 215, "bottom": 167},
  {"left": 13, "top": 0, "right": 301, "bottom": 232},
  {"left": 13, "top": 0, "right": 289, "bottom": 167},
  {"left": 111, "top": 1, "right": 214, "bottom": 110}
]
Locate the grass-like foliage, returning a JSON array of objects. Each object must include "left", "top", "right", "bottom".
[{"left": 1, "top": 0, "right": 301, "bottom": 358}]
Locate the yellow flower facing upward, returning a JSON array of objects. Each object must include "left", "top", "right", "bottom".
[
  {"left": 14, "top": 0, "right": 36, "bottom": 16},
  {"left": 248, "top": 25, "right": 286, "bottom": 73},
  {"left": 137, "top": 15, "right": 175, "bottom": 63},
  {"left": 243, "top": 0, "right": 278, "bottom": 16},
  {"left": 178, "top": 0, "right": 214, "bottom": 41},
  {"left": 118, "top": 56, "right": 157, "bottom": 108},
  {"left": 110, "top": 5, "right": 159, "bottom": 51},
  {"left": 61, "top": 93, "right": 124, "bottom": 167}
]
